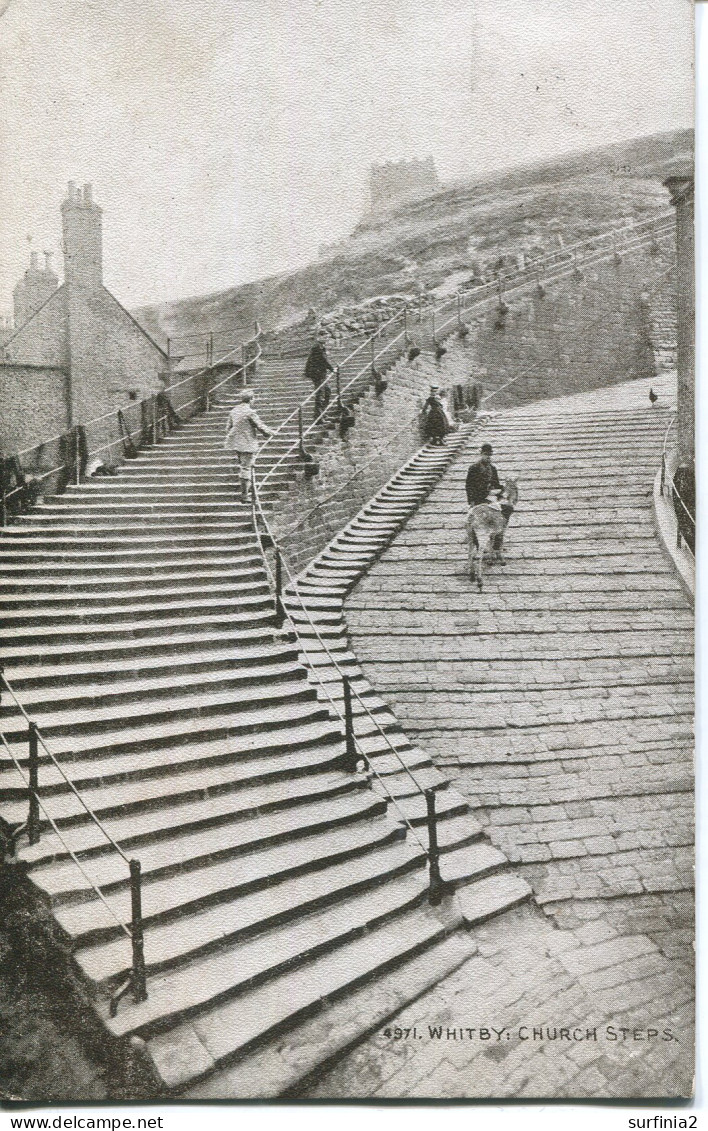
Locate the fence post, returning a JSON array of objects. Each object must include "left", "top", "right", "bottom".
[
  {"left": 425, "top": 788, "right": 443, "bottom": 905},
  {"left": 28, "top": 722, "right": 40, "bottom": 846},
  {"left": 129, "top": 860, "right": 148, "bottom": 1003},
  {"left": 342, "top": 675, "right": 358, "bottom": 773},
  {"left": 274, "top": 548, "right": 285, "bottom": 628}
]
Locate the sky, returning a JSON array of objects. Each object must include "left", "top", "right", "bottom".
[{"left": 0, "top": 0, "right": 694, "bottom": 311}]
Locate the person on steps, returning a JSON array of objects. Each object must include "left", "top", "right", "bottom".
[
  {"left": 465, "top": 443, "right": 513, "bottom": 561},
  {"left": 224, "top": 387, "right": 274, "bottom": 503},
  {"left": 421, "top": 384, "right": 452, "bottom": 445},
  {"left": 305, "top": 329, "right": 335, "bottom": 420}
]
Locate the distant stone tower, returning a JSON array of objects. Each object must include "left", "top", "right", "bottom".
[
  {"left": 13, "top": 249, "right": 59, "bottom": 328},
  {"left": 368, "top": 156, "right": 440, "bottom": 214}
]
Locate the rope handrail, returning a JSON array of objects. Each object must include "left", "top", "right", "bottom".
[
  {"left": 250, "top": 478, "right": 430, "bottom": 851},
  {"left": 0, "top": 671, "right": 130, "bottom": 866},
  {"left": 0, "top": 729, "right": 131, "bottom": 939}
]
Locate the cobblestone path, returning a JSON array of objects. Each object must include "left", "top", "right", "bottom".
[{"left": 307, "top": 374, "right": 694, "bottom": 1099}]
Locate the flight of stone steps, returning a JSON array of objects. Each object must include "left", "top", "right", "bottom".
[{"left": 0, "top": 379, "right": 524, "bottom": 1098}]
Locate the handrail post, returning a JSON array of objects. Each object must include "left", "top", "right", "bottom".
[
  {"left": 166, "top": 337, "right": 171, "bottom": 365},
  {"left": 241, "top": 342, "right": 247, "bottom": 384},
  {"left": 425, "top": 788, "right": 443, "bottom": 905},
  {"left": 432, "top": 310, "right": 436, "bottom": 343},
  {"left": 209, "top": 331, "right": 214, "bottom": 368},
  {"left": 1, "top": 447, "right": 7, "bottom": 526},
  {"left": 28, "top": 722, "right": 40, "bottom": 846},
  {"left": 151, "top": 395, "right": 158, "bottom": 445},
  {"left": 403, "top": 306, "right": 409, "bottom": 346},
  {"left": 660, "top": 454, "right": 666, "bottom": 496},
  {"left": 336, "top": 366, "right": 341, "bottom": 410},
  {"left": 298, "top": 406, "right": 304, "bottom": 455},
  {"left": 342, "top": 675, "right": 358, "bottom": 773},
  {"left": 370, "top": 334, "right": 376, "bottom": 375},
  {"left": 129, "top": 859, "right": 148, "bottom": 1003},
  {"left": 73, "top": 426, "right": 81, "bottom": 486},
  {"left": 274, "top": 548, "right": 285, "bottom": 627},
  {"left": 457, "top": 293, "right": 462, "bottom": 329}
]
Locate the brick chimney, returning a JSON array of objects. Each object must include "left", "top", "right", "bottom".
[{"left": 61, "top": 181, "right": 103, "bottom": 291}]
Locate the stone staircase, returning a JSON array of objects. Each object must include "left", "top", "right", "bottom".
[
  {"left": 343, "top": 372, "right": 693, "bottom": 910},
  {"left": 0, "top": 377, "right": 526, "bottom": 1098}
]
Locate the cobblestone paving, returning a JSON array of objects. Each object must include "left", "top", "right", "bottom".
[{"left": 313, "top": 374, "right": 694, "bottom": 1098}]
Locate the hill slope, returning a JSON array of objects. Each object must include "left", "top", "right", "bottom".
[{"left": 135, "top": 128, "right": 692, "bottom": 343}]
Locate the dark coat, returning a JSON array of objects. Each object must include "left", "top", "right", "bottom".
[
  {"left": 421, "top": 395, "right": 450, "bottom": 441},
  {"left": 305, "top": 342, "right": 334, "bottom": 385},
  {"left": 466, "top": 459, "right": 501, "bottom": 507}
]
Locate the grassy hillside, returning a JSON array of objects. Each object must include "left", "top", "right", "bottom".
[{"left": 135, "top": 128, "right": 692, "bottom": 344}]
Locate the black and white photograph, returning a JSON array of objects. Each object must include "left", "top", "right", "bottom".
[{"left": 0, "top": 0, "right": 697, "bottom": 1105}]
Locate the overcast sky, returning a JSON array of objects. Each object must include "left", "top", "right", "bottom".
[{"left": 0, "top": 0, "right": 694, "bottom": 311}]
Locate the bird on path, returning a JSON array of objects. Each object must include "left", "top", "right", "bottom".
[
  {"left": 407, "top": 344, "right": 421, "bottom": 362},
  {"left": 434, "top": 340, "right": 447, "bottom": 361},
  {"left": 649, "top": 388, "right": 659, "bottom": 406}
]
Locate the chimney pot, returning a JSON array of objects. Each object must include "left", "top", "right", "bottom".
[
  {"left": 83, "top": 183, "right": 93, "bottom": 206},
  {"left": 67, "top": 180, "right": 76, "bottom": 201},
  {"left": 30, "top": 250, "right": 38, "bottom": 269}
]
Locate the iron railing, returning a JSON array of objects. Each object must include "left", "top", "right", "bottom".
[
  {"left": 0, "top": 669, "right": 147, "bottom": 1013},
  {"left": 250, "top": 475, "right": 445, "bottom": 904},
  {"left": 660, "top": 415, "right": 695, "bottom": 556},
  {"left": 0, "top": 324, "right": 263, "bottom": 525},
  {"left": 252, "top": 211, "right": 675, "bottom": 495}
]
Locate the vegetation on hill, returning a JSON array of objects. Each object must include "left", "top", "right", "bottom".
[{"left": 134, "top": 129, "right": 692, "bottom": 345}]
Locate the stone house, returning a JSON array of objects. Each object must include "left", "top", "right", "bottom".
[{"left": 0, "top": 183, "right": 169, "bottom": 453}]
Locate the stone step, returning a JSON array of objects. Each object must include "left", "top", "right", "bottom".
[
  {"left": 1, "top": 590, "right": 273, "bottom": 628},
  {"left": 124, "top": 898, "right": 461, "bottom": 1089},
  {"left": 1, "top": 578, "right": 270, "bottom": 612},
  {"left": 184, "top": 929, "right": 476, "bottom": 1099},
  {"left": 2, "top": 623, "right": 291, "bottom": 666},
  {"left": 0, "top": 606, "right": 278, "bottom": 648},
  {"left": 0, "top": 675, "right": 318, "bottom": 744},
  {"left": 53, "top": 817, "right": 404, "bottom": 944},
  {"left": 76, "top": 839, "right": 426, "bottom": 988},
  {"left": 0, "top": 720, "right": 343, "bottom": 830},
  {"left": 5, "top": 640, "right": 299, "bottom": 690},
  {"left": 8, "top": 657, "right": 301, "bottom": 712},
  {"left": 0, "top": 695, "right": 333, "bottom": 770},
  {"left": 29, "top": 789, "right": 387, "bottom": 905}
]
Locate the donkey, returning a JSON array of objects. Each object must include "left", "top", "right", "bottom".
[{"left": 466, "top": 478, "right": 519, "bottom": 591}]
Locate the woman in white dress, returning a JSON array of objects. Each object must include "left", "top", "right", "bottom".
[{"left": 224, "top": 387, "right": 274, "bottom": 502}]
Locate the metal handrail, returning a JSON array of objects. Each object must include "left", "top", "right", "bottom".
[
  {"left": 252, "top": 214, "right": 675, "bottom": 495},
  {"left": 0, "top": 670, "right": 147, "bottom": 1009},
  {"left": 660, "top": 414, "right": 695, "bottom": 536},
  {"left": 250, "top": 477, "right": 432, "bottom": 852}
]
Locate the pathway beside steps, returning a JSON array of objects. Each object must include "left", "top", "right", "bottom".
[
  {"left": 308, "top": 372, "right": 693, "bottom": 1097},
  {"left": 0, "top": 379, "right": 525, "bottom": 1098}
]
